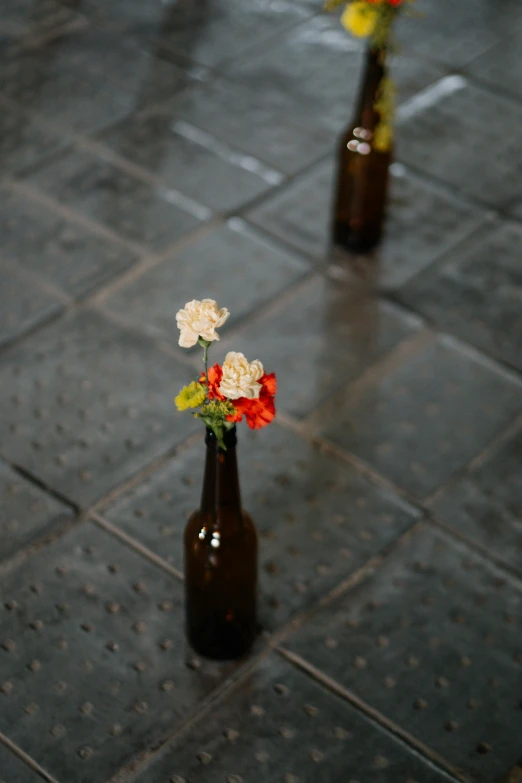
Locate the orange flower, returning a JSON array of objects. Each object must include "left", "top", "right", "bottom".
[
  {"left": 201, "top": 365, "right": 277, "bottom": 429},
  {"left": 227, "top": 373, "right": 277, "bottom": 430},
  {"left": 200, "top": 363, "right": 226, "bottom": 401}
]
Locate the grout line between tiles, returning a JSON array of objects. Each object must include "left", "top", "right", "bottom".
[
  {"left": 424, "top": 413, "right": 522, "bottom": 508},
  {"left": 275, "top": 647, "right": 468, "bottom": 783},
  {"left": 105, "top": 645, "right": 276, "bottom": 783},
  {"left": 90, "top": 512, "right": 184, "bottom": 581},
  {"left": 0, "top": 731, "right": 61, "bottom": 783},
  {"left": 7, "top": 179, "right": 147, "bottom": 256}
]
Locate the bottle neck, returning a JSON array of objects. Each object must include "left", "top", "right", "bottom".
[
  {"left": 200, "top": 427, "right": 242, "bottom": 519},
  {"left": 354, "top": 46, "right": 387, "bottom": 128}
]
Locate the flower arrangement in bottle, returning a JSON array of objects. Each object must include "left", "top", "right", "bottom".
[
  {"left": 174, "top": 298, "right": 277, "bottom": 449},
  {"left": 174, "top": 298, "right": 276, "bottom": 660},
  {"left": 327, "top": 0, "right": 415, "bottom": 252}
]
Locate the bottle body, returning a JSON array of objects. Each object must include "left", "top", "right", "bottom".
[
  {"left": 184, "top": 427, "right": 258, "bottom": 660},
  {"left": 332, "top": 47, "right": 392, "bottom": 253}
]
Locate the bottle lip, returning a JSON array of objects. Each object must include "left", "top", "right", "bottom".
[{"left": 205, "top": 426, "right": 237, "bottom": 448}]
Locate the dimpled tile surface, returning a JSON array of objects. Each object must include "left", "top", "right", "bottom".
[
  {"left": 131, "top": 655, "right": 456, "bottom": 783},
  {"left": 0, "top": 310, "right": 196, "bottom": 507},
  {"left": 0, "top": 459, "right": 74, "bottom": 562},
  {"left": 0, "top": 524, "right": 238, "bottom": 783},
  {"left": 321, "top": 338, "right": 522, "bottom": 498},
  {"left": 285, "top": 526, "right": 522, "bottom": 782}
]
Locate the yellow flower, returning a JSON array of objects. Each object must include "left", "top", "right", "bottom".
[
  {"left": 341, "top": 1, "right": 378, "bottom": 37},
  {"left": 175, "top": 382, "right": 207, "bottom": 411}
]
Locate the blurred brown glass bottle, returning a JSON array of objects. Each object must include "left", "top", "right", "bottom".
[
  {"left": 332, "top": 47, "right": 392, "bottom": 253},
  {"left": 184, "top": 427, "right": 258, "bottom": 660}
]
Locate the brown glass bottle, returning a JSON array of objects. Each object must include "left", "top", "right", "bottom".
[
  {"left": 332, "top": 46, "right": 392, "bottom": 253},
  {"left": 184, "top": 427, "right": 258, "bottom": 660}
]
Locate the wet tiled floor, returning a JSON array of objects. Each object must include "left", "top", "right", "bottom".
[{"left": 0, "top": 1, "right": 521, "bottom": 782}]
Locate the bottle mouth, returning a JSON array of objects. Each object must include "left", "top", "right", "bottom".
[{"left": 205, "top": 426, "right": 237, "bottom": 448}]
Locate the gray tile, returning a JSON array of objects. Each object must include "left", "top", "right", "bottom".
[
  {"left": 25, "top": 149, "right": 202, "bottom": 250},
  {"left": 104, "top": 221, "right": 310, "bottom": 341},
  {"left": 133, "top": 654, "right": 455, "bottom": 783},
  {"left": 152, "top": 0, "right": 308, "bottom": 68},
  {"left": 219, "top": 275, "right": 421, "bottom": 417},
  {"left": 0, "top": 98, "right": 69, "bottom": 176},
  {"left": 0, "top": 48, "right": 131, "bottom": 135},
  {"left": 396, "top": 0, "right": 522, "bottom": 66},
  {"left": 509, "top": 194, "right": 522, "bottom": 222},
  {"left": 103, "top": 425, "right": 420, "bottom": 629},
  {"left": 430, "top": 425, "right": 522, "bottom": 573},
  {"left": 1, "top": 0, "right": 81, "bottom": 38},
  {"left": 286, "top": 526, "right": 522, "bottom": 782},
  {"left": 0, "top": 742, "right": 44, "bottom": 782},
  {"left": 0, "top": 265, "right": 63, "bottom": 349},
  {"left": 0, "top": 187, "right": 139, "bottom": 297},
  {"left": 321, "top": 338, "right": 522, "bottom": 498},
  {"left": 470, "top": 29, "right": 522, "bottom": 102},
  {"left": 399, "top": 221, "right": 522, "bottom": 371},
  {"left": 0, "top": 524, "right": 238, "bottom": 783},
  {"left": 248, "top": 160, "right": 485, "bottom": 285},
  {"left": 0, "top": 309, "right": 196, "bottom": 507},
  {"left": 161, "top": 78, "right": 330, "bottom": 175},
  {"left": 47, "top": 27, "right": 195, "bottom": 105},
  {"left": 0, "top": 27, "right": 195, "bottom": 129},
  {"left": 229, "top": 16, "right": 445, "bottom": 134},
  {"left": 100, "top": 110, "right": 278, "bottom": 212},
  {"left": 397, "top": 81, "right": 522, "bottom": 207},
  {"left": 0, "top": 459, "right": 74, "bottom": 562},
  {"left": 248, "top": 159, "right": 335, "bottom": 259}
]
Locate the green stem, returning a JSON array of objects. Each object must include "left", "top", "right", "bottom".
[{"left": 203, "top": 345, "right": 209, "bottom": 391}]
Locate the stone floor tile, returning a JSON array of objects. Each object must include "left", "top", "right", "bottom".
[
  {"left": 248, "top": 160, "right": 485, "bottom": 286},
  {"left": 397, "top": 80, "right": 522, "bottom": 207},
  {"left": 0, "top": 265, "right": 63, "bottom": 350},
  {"left": 228, "top": 16, "right": 445, "bottom": 134},
  {"left": 248, "top": 159, "right": 335, "bottom": 259},
  {"left": 103, "top": 220, "right": 310, "bottom": 341},
  {"left": 100, "top": 110, "right": 279, "bottom": 213},
  {"left": 44, "top": 27, "right": 195, "bottom": 106},
  {"left": 0, "top": 459, "right": 74, "bottom": 563},
  {"left": 1, "top": 0, "right": 81, "bottom": 39},
  {"left": 0, "top": 309, "right": 196, "bottom": 507},
  {"left": 0, "top": 742, "right": 44, "bottom": 782},
  {"left": 132, "top": 654, "right": 455, "bottom": 783},
  {"left": 0, "top": 524, "right": 238, "bottom": 783},
  {"left": 25, "top": 148, "right": 202, "bottom": 250},
  {"left": 0, "top": 49, "right": 131, "bottom": 135},
  {"left": 470, "top": 29, "right": 522, "bottom": 102},
  {"left": 0, "top": 98, "right": 69, "bottom": 176},
  {"left": 396, "top": 0, "right": 522, "bottom": 66},
  {"left": 219, "top": 275, "right": 421, "bottom": 417},
  {"left": 0, "top": 27, "right": 195, "bottom": 132},
  {"left": 160, "top": 78, "right": 330, "bottom": 176},
  {"left": 103, "top": 424, "right": 420, "bottom": 629},
  {"left": 285, "top": 526, "right": 522, "bottom": 782},
  {"left": 320, "top": 337, "right": 522, "bottom": 498},
  {"left": 151, "top": 0, "right": 308, "bottom": 68},
  {"left": 399, "top": 220, "right": 522, "bottom": 372},
  {"left": 430, "top": 424, "right": 522, "bottom": 573},
  {"left": 507, "top": 194, "right": 522, "bottom": 223},
  {"left": 0, "top": 187, "right": 139, "bottom": 297}
]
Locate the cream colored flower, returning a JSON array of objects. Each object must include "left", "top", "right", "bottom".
[
  {"left": 176, "top": 299, "right": 230, "bottom": 348},
  {"left": 219, "top": 352, "right": 264, "bottom": 400}
]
